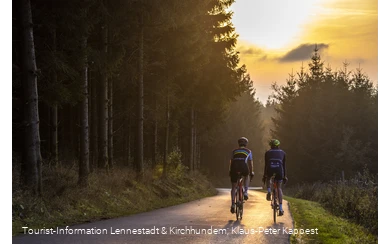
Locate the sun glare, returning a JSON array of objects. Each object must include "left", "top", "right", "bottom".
[{"left": 230, "top": 0, "right": 324, "bottom": 50}]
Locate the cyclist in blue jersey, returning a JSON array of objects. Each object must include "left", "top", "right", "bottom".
[
  {"left": 262, "top": 139, "right": 288, "bottom": 216},
  {"left": 229, "top": 137, "right": 255, "bottom": 214}
]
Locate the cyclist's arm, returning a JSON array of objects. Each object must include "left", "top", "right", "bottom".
[
  {"left": 248, "top": 160, "right": 253, "bottom": 173},
  {"left": 283, "top": 153, "right": 286, "bottom": 178},
  {"left": 248, "top": 151, "right": 253, "bottom": 173}
]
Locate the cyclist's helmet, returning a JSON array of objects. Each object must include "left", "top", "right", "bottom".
[
  {"left": 269, "top": 139, "right": 280, "bottom": 148},
  {"left": 238, "top": 137, "right": 248, "bottom": 147}
]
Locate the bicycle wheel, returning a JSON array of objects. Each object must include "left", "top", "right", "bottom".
[
  {"left": 235, "top": 189, "right": 239, "bottom": 220},
  {"left": 273, "top": 190, "right": 277, "bottom": 223},
  {"left": 240, "top": 201, "right": 243, "bottom": 220},
  {"left": 240, "top": 187, "right": 244, "bottom": 220}
]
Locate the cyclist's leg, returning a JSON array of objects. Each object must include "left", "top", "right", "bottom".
[
  {"left": 231, "top": 182, "right": 237, "bottom": 203},
  {"left": 276, "top": 181, "right": 283, "bottom": 203},
  {"left": 230, "top": 173, "right": 238, "bottom": 213},
  {"left": 238, "top": 180, "right": 244, "bottom": 209},
  {"left": 276, "top": 178, "right": 284, "bottom": 215},
  {"left": 266, "top": 175, "right": 272, "bottom": 201},
  {"left": 243, "top": 175, "right": 249, "bottom": 200}
]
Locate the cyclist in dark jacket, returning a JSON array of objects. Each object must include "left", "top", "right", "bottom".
[
  {"left": 229, "top": 137, "right": 254, "bottom": 213},
  {"left": 262, "top": 139, "right": 288, "bottom": 216}
]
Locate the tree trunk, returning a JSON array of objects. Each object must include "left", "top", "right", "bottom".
[
  {"left": 42, "top": 102, "right": 51, "bottom": 159},
  {"left": 127, "top": 120, "right": 132, "bottom": 167},
  {"left": 196, "top": 141, "right": 201, "bottom": 170},
  {"left": 135, "top": 12, "right": 144, "bottom": 176},
  {"left": 19, "top": 0, "right": 42, "bottom": 195},
  {"left": 88, "top": 65, "right": 92, "bottom": 170},
  {"left": 178, "top": 121, "right": 189, "bottom": 169},
  {"left": 50, "top": 104, "right": 58, "bottom": 164},
  {"left": 90, "top": 68, "right": 98, "bottom": 172},
  {"left": 193, "top": 110, "right": 197, "bottom": 170},
  {"left": 108, "top": 78, "right": 113, "bottom": 168},
  {"left": 107, "top": 24, "right": 114, "bottom": 169},
  {"left": 75, "top": 107, "right": 81, "bottom": 159},
  {"left": 50, "top": 27, "right": 58, "bottom": 164},
  {"left": 69, "top": 105, "right": 79, "bottom": 160},
  {"left": 98, "top": 21, "right": 108, "bottom": 170},
  {"left": 79, "top": 36, "right": 89, "bottom": 186},
  {"left": 162, "top": 94, "right": 170, "bottom": 178},
  {"left": 189, "top": 105, "right": 194, "bottom": 171},
  {"left": 152, "top": 97, "right": 158, "bottom": 167}
]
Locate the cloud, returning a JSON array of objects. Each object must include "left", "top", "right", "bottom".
[
  {"left": 237, "top": 46, "right": 269, "bottom": 62},
  {"left": 278, "top": 43, "right": 329, "bottom": 63},
  {"left": 258, "top": 55, "right": 268, "bottom": 62},
  {"left": 239, "top": 47, "right": 264, "bottom": 55}
]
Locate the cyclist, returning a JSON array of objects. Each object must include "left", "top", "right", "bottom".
[
  {"left": 229, "top": 137, "right": 255, "bottom": 214},
  {"left": 262, "top": 139, "right": 287, "bottom": 216}
]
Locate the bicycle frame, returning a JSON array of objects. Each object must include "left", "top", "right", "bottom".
[{"left": 270, "top": 175, "right": 279, "bottom": 223}]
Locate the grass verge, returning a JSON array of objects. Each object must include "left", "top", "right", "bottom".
[
  {"left": 12, "top": 164, "right": 217, "bottom": 236},
  {"left": 285, "top": 196, "right": 377, "bottom": 244}
]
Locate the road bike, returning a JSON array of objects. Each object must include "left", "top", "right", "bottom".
[{"left": 235, "top": 172, "right": 245, "bottom": 220}]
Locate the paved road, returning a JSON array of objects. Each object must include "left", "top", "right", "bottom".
[{"left": 13, "top": 188, "right": 294, "bottom": 244}]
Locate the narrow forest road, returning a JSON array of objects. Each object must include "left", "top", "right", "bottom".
[{"left": 13, "top": 189, "right": 294, "bottom": 244}]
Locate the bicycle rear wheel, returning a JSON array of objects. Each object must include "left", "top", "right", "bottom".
[
  {"left": 235, "top": 189, "right": 239, "bottom": 220},
  {"left": 273, "top": 190, "right": 277, "bottom": 223},
  {"left": 240, "top": 202, "right": 243, "bottom": 220},
  {"left": 240, "top": 187, "right": 244, "bottom": 220}
]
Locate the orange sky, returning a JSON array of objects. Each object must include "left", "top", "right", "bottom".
[{"left": 230, "top": 0, "right": 378, "bottom": 103}]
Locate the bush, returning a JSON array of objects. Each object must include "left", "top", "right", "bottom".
[
  {"left": 285, "top": 170, "right": 378, "bottom": 235},
  {"left": 153, "top": 147, "right": 189, "bottom": 180}
]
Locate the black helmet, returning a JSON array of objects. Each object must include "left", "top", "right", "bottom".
[{"left": 238, "top": 137, "right": 248, "bottom": 146}]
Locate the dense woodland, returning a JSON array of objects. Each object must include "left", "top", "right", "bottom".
[
  {"left": 13, "top": 0, "right": 259, "bottom": 195},
  {"left": 12, "top": 0, "right": 377, "bottom": 197},
  {"left": 269, "top": 47, "right": 378, "bottom": 184}
]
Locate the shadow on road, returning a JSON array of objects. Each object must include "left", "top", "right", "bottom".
[
  {"left": 223, "top": 219, "right": 246, "bottom": 230},
  {"left": 263, "top": 222, "right": 291, "bottom": 243}
]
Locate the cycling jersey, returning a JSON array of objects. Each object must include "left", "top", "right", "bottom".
[
  {"left": 231, "top": 147, "right": 253, "bottom": 164},
  {"left": 264, "top": 148, "right": 286, "bottom": 181},
  {"left": 230, "top": 147, "right": 252, "bottom": 182}
]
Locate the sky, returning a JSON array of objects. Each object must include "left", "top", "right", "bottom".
[{"left": 229, "top": 0, "right": 378, "bottom": 103}]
